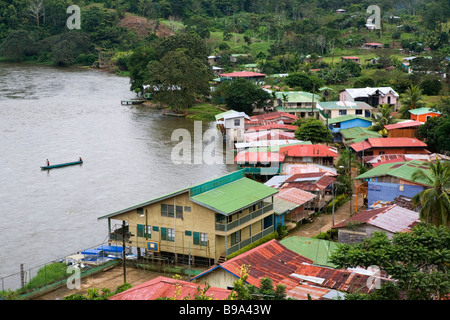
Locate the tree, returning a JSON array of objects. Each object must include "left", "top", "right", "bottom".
[
  {"left": 417, "top": 116, "right": 450, "bottom": 153},
  {"left": 28, "top": 0, "right": 45, "bottom": 28},
  {"left": 0, "top": 30, "right": 35, "bottom": 62},
  {"left": 330, "top": 224, "right": 450, "bottom": 300},
  {"left": 147, "top": 48, "right": 213, "bottom": 113},
  {"left": 412, "top": 157, "right": 450, "bottom": 227},
  {"left": 399, "top": 85, "right": 425, "bottom": 118},
  {"left": 184, "top": 15, "right": 212, "bottom": 39},
  {"left": 284, "top": 72, "right": 323, "bottom": 92},
  {"left": 294, "top": 118, "right": 332, "bottom": 143},
  {"left": 220, "top": 78, "right": 271, "bottom": 115},
  {"left": 369, "top": 104, "right": 396, "bottom": 134}
]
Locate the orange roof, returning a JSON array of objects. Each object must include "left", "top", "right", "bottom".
[
  {"left": 279, "top": 144, "right": 338, "bottom": 158},
  {"left": 341, "top": 56, "right": 360, "bottom": 59},
  {"left": 109, "top": 276, "right": 231, "bottom": 300}
]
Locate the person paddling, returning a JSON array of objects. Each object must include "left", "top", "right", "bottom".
[{"left": 46, "top": 159, "right": 50, "bottom": 166}]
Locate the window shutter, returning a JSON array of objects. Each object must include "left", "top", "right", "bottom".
[
  {"left": 137, "top": 224, "right": 144, "bottom": 237},
  {"left": 161, "top": 227, "right": 167, "bottom": 240},
  {"left": 193, "top": 232, "right": 200, "bottom": 245}
]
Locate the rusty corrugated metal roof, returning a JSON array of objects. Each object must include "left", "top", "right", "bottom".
[{"left": 109, "top": 276, "right": 231, "bottom": 300}]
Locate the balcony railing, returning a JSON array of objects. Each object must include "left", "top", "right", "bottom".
[
  {"left": 215, "top": 203, "right": 274, "bottom": 232},
  {"left": 226, "top": 226, "right": 275, "bottom": 256}
]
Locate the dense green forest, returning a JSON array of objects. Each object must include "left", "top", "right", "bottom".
[{"left": 1, "top": 0, "right": 449, "bottom": 113}]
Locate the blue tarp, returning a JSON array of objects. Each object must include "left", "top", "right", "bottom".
[
  {"left": 81, "top": 249, "right": 104, "bottom": 255},
  {"left": 97, "top": 245, "right": 123, "bottom": 253}
]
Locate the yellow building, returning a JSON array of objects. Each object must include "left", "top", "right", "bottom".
[{"left": 98, "top": 170, "right": 278, "bottom": 265}]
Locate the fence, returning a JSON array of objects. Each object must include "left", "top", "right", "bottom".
[{"left": 0, "top": 241, "right": 116, "bottom": 295}]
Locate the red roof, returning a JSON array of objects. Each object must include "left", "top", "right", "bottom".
[
  {"left": 235, "top": 152, "right": 285, "bottom": 163},
  {"left": 285, "top": 263, "right": 381, "bottom": 294},
  {"left": 279, "top": 144, "right": 338, "bottom": 158},
  {"left": 276, "top": 188, "right": 317, "bottom": 205},
  {"left": 364, "top": 42, "right": 383, "bottom": 46},
  {"left": 283, "top": 175, "right": 337, "bottom": 192},
  {"left": 341, "top": 56, "right": 360, "bottom": 59},
  {"left": 370, "top": 156, "right": 406, "bottom": 167},
  {"left": 109, "top": 276, "right": 231, "bottom": 300},
  {"left": 199, "top": 240, "right": 313, "bottom": 287},
  {"left": 246, "top": 124, "right": 298, "bottom": 131},
  {"left": 250, "top": 111, "right": 298, "bottom": 122},
  {"left": 350, "top": 138, "right": 428, "bottom": 152},
  {"left": 384, "top": 121, "right": 423, "bottom": 130},
  {"left": 245, "top": 130, "right": 296, "bottom": 142},
  {"left": 219, "top": 71, "right": 266, "bottom": 77},
  {"left": 333, "top": 205, "right": 420, "bottom": 233}
]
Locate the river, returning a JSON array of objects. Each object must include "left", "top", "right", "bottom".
[{"left": 0, "top": 63, "right": 236, "bottom": 288}]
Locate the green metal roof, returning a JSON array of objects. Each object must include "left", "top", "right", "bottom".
[
  {"left": 191, "top": 177, "right": 278, "bottom": 215},
  {"left": 408, "top": 107, "right": 441, "bottom": 115},
  {"left": 99, "top": 170, "right": 278, "bottom": 219},
  {"left": 355, "top": 160, "right": 433, "bottom": 186},
  {"left": 276, "top": 107, "right": 319, "bottom": 113},
  {"left": 327, "top": 114, "right": 373, "bottom": 125},
  {"left": 340, "top": 126, "right": 382, "bottom": 141},
  {"left": 280, "top": 236, "right": 339, "bottom": 267}
]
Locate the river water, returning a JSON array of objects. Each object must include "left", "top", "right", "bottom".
[{"left": 0, "top": 63, "right": 236, "bottom": 287}]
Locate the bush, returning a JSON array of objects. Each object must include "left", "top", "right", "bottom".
[{"left": 324, "top": 194, "right": 349, "bottom": 214}]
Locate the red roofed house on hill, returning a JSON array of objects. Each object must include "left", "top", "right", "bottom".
[
  {"left": 218, "top": 71, "right": 266, "bottom": 82},
  {"left": 246, "top": 111, "right": 298, "bottom": 127},
  {"left": 333, "top": 205, "right": 420, "bottom": 244},
  {"left": 384, "top": 121, "right": 423, "bottom": 138},
  {"left": 279, "top": 144, "right": 338, "bottom": 166},
  {"left": 281, "top": 172, "right": 337, "bottom": 210},
  {"left": 349, "top": 137, "right": 429, "bottom": 157}
]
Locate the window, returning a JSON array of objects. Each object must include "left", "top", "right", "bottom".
[
  {"left": 193, "top": 232, "right": 208, "bottom": 246},
  {"left": 176, "top": 205, "right": 183, "bottom": 219},
  {"left": 234, "top": 119, "right": 240, "bottom": 126},
  {"left": 161, "top": 228, "right": 174, "bottom": 241},
  {"left": 161, "top": 204, "right": 179, "bottom": 218},
  {"left": 263, "top": 215, "right": 273, "bottom": 229},
  {"left": 339, "top": 110, "right": 347, "bottom": 115},
  {"left": 231, "top": 230, "right": 241, "bottom": 245},
  {"left": 355, "top": 109, "right": 363, "bottom": 115},
  {"left": 399, "top": 185, "right": 404, "bottom": 191},
  {"left": 137, "top": 224, "right": 151, "bottom": 238},
  {"left": 184, "top": 206, "right": 191, "bottom": 212}
]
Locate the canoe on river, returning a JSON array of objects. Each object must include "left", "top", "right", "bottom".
[{"left": 40, "top": 160, "right": 83, "bottom": 170}]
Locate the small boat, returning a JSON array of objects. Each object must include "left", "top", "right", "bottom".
[{"left": 40, "top": 160, "right": 83, "bottom": 170}]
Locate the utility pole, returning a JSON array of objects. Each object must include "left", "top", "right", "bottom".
[{"left": 121, "top": 221, "right": 134, "bottom": 284}]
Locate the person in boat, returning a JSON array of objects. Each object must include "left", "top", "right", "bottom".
[
  {"left": 46, "top": 159, "right": 49, "bottom": 166},
  {"left": 79, "top": 157, "right": 82, "bottom": 162}
]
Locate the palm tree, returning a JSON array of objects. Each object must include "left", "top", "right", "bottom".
[
  {"left": 411, "top": 157, "right": 450, "bottom": 227},
  {"left": 369, "top": 104, "right": 396, "bottom": 135},
  {"left": 399, "top": 84, "right": 425, "bottom": 118}
]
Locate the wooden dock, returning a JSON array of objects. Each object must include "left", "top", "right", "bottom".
[{"left": 121, "top": 99, "right": 145, "bottom": 105}]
